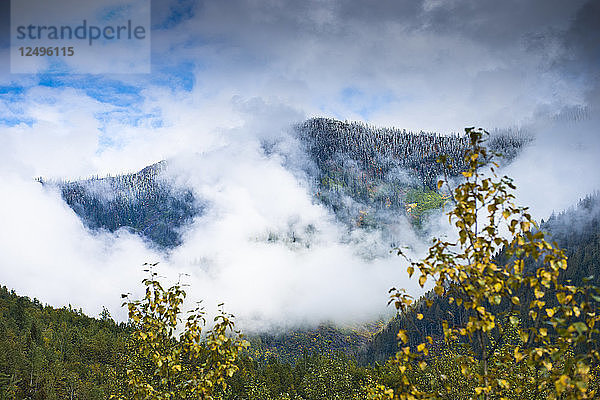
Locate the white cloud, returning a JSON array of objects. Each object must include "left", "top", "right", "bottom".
[{"left": 0, "top": 0, "right": 598, "bottom": 329}]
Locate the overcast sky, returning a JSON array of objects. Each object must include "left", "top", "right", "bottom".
[{"left": 0, "top": 0, "right": 598, "bottom": 326}]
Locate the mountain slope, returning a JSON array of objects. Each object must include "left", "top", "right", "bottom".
[
  {"left": 0, "top": 286, "right": 128, "bottom": 399},
  {"left": 295, "top": 118, "right": 529, "bottom": 231},
  {"left": 45, "top": 118, "right": 529, "bottom": 250},
  {"left": 360, "top": 192, "right": 600, "bottom": 364},
  {"left": 46, "top": 161, "right": 201, "bottom": 249}
]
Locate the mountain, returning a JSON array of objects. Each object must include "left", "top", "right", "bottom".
[
  {"left": 30, "top": 118, "right": 532, "bottom": 365},
  {"left": 45, "top": 118, "right": 529, "bottom": 250},
  {"left": 295, "top": 118, "right": 529, "bottom": 233},
  {"left": 43, "top": 161, "right": 201, "bottom": 250},
  {"left": 544, "top": 192, "right": 600, "bottom": 287},
  {"left": 7, "top": 124, "right": 598, "bottom": 395}
]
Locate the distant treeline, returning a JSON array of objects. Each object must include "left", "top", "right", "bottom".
[{"left": 296, "top": 118, "right": 529, "bottom": 188}]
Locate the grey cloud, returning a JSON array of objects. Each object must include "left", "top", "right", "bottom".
[{"left": 561, "top": 0, "right": 600, "bottom": 107}]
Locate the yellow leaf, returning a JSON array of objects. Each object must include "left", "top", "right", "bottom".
[
  {"left": 514, "top": 347, "right": 524, "bottom": 362},
  {"left": 555, "top": 375, "right": 570, "bottom": 394},
  {"left": 417, "top": 313, "right": 423, "bottom": 320},
  {"left": 498, "top": 379, "right": 510, "bottom": 389},
  {"left": 519, "top": 331, "right": 529, "bottom": 342},
  {"left": 397, "top": 330, "right": 408, "bottom": 344}
]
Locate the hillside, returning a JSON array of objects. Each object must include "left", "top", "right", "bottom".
[
  {"left": 23, "top": 119, "right": 535, "bottom": 373},
  {"left": 248, "top": 321, "right": 386, "bottom": 365},
  {"left": 0, "top": 286, "right": 128, "bottom": 399},
  {"left": 544, "top": 192, "right": 600, "bottom": 287},
  {"left": 44, "top": 161, "right": 200, "bottom": 250},
  {"left": 295, "top": 119, "right": 529, "bottom": 232},
  {"left": 47, "top": 119, "right": 529, "bottom": 250},
  {"left": 360, "top": 191, "right": 600, "bottom": 364}
]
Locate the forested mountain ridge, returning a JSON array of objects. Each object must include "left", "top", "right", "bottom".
[
  {"left": 295, "top": 118, "right": 530, "bottom": 231},
  {"left": 544, "top": 191, "right": 600, "bottom": 287},
  {"left": 24, "top": 119, "right": 533, "bottom": 373},
  {"left": 41, "top": 161, "right": 201, "bottom": 250},
  {"left": 360, "top": 191, "right": 600, "bottom": 365},
  {"left": 295, "top": 118, "right": 528, "bottom": 188},
  {"left": 42, "top": 118, "right": 529, "bottom": 250}
]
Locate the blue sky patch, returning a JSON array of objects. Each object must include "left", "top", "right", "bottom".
[
  {"left": 340, "top": 86, "right": 399, "bottom": 119},
  {"left": 152, "top": 0, "right": 197, "bottom": 30}
]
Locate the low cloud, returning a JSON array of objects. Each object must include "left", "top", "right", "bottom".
[{"left": 0, "top": 0, "right": 598, "bottom": 329}]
